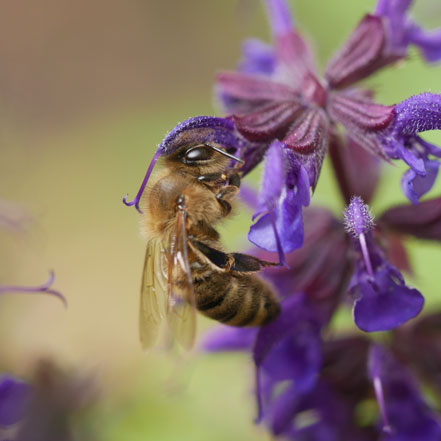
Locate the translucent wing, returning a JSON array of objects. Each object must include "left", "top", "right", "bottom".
[
  {"left": 166, "top": 207, "right": 197, "bottom": 350},
  {"left": 139, "top": 238, "right": 168, "bottom": 350}
]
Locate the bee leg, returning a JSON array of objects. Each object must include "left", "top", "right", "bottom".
[
  {"left": 197, "top": 172, "right": 227, "bottom": 184},
  {"left": 215, "top": 185, "right": 239, "bottom": 215},
  {"left": 228, "top": 173, "right": 241, "bottom": 188},
  {"left": 189, "top": 238, "right": 278, "bottom": 272}
]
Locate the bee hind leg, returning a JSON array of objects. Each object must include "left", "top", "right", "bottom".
[{"left": 189, "top": 238, "right": 278, "bottom": 273}]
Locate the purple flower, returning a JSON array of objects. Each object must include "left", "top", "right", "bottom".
[
  {"left": 379, "top": 93, "right": 441, "bottom": 203},
  {"left": 345, "top": 197, "right": 424, "bottom": 332},
  {"left": 247, "top": 140, "right": 310, "bottom": 262},
  {"left": 375, "top": 0, "right": 441, "bottom": 62},
  {"left": 0, "top": 375, "right": 30, "bottom": 427},
  {"left": 213, "top": 0, "right": 441, "bottom": 248},
  {"left": 369, "top": 344, "right": 441, "bottom": 441}
]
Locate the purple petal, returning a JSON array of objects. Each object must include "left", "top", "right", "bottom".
[
  {"left": 368, "top": 344, "right": 441, "bottom": 441},
  {"left": 401, "top": 159, "right": 440, "bottom": 204},
  {"left": 0, "top": 375, "right": 30, "bottom": 426},
  {"left": 264, "top": 0, "right": 314, "bottom": 84},
  {"left": 253, "top": 295, "right": 321, "bottom": 384},
  {"left": 258, "top": 141, "right": 286, "bottom": 207},
  {"left": 375, "top": 0, "right": 441, "bottom": 64},
  {"left": 379, "top": 196, "right": 441, "bottom": 241},
  {"left": 238, "top": 39, "right": 276, "bottom": 75},
  {"left": 406, "top": 24, "right": 441, "bottom": 63},
  {"left": 264, "top": 0, "right": 294, "bottom": 37},
  {"left": 201, "top": 326, "right": 257, "bottom": 352},
  {"left": 248, "top": 153, "right": 310, "bottom": 255},
  {"left": 248, "top": 192, "right": 304, "bottom": 254},
  {"left": 325, "top": 15, "right": 387, "bottom": 88},
  {"left": 353, "top": 264, "right": 424, "bottom": 332}
]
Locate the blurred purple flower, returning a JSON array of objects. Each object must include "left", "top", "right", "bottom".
[
  {"left": 375, "top": 0, "right": 441, "bottom": 62},
  {"left": 0, "top": 376, "right": 30, "bottom": 428},
  {"left": 369, "top": 344, "right": 441, "bottom": 440}
]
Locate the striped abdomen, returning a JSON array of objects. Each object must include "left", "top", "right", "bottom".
[{"left": 194, "top": 270, "right": 280, "bottom": 327}]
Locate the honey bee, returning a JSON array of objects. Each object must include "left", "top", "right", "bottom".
[{"left": 139, "top": 142, "right": 280, "bottom": 350}]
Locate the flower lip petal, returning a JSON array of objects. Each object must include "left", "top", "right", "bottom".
[
  {"left": 401, "top": 160, "right": 440, "bottom": 204},
  {"left": 353, "top": 265, "right": 424, "bottom": 332},
  {"left": 238, "top": 39, "right": 276, "bottom": 75}
]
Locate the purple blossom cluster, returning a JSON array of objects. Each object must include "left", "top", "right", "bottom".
[{"left": 122, "top": 0, "right": 441, "bottom": 439}]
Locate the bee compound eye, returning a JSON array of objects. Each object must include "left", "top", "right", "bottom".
[{"left": 185, "top": 145, "right": 213, "bottom": 162}]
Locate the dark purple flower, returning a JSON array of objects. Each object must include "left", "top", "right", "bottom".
[
  {"left": 369, "top": 344, "right": 441, "bottom": 441},
  {"left": 345, "top": 197, "right": 424, "bottom": 332},
  {"left": 0, "top": 272, "right": 66, "bottom": 307},
  {"left": 0, "top": 376, "right": 30, "bottom": 427}
]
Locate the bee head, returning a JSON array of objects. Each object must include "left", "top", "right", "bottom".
[{"left": 166, "top": 143, "right": 243, "bottom": 176}]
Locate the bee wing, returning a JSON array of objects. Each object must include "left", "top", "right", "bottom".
[
  {"left": 139, "top": 238, "right": 168, "bottom": 351},
  {"left": 166, "top": 208, "right": 197, "bottom": 350}
]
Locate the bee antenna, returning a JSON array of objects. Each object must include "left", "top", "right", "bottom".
[
  {"left": 204, "top": 143, "right": 244, "bottom": 164},
  {"left": 123, "top": 148, "right": 162, "bottom": 213}
]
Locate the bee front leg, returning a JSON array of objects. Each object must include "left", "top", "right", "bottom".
[{"left": 216, "top": 186, "right": 239, "bottom": 215}]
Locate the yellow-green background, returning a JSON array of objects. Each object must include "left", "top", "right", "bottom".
[{"left": 1, "top": 1, "right": 441, "bottom": 440}]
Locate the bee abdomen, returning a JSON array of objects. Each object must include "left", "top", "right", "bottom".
[{"left": 194, "top": 272, "right": 279, "bottom": 327}]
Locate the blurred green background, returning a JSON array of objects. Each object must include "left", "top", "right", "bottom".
[{"left": 1, "top": 0, "right": 441, "bottom": 440}]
